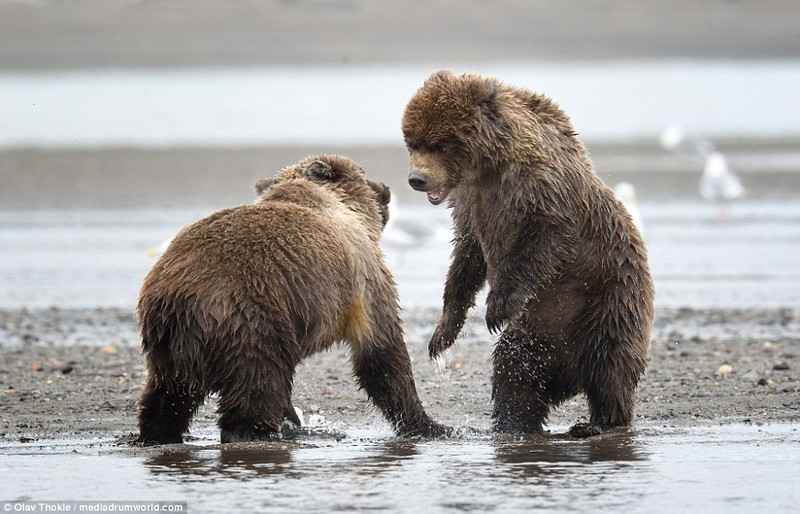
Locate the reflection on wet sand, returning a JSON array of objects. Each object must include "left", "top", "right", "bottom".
[
  {"left": 144, "top": 436, "right": 421, "bottom": 480},
  {"left": 147, "top": 446, "right": 294, "bottom": 479},
  {"left": 139, "top": 430, "right": 653, "bottom": 512},
  {"left": 144, "top": 430, "right": 646, "bottom": 479},
  {"left": 494, "top": 430, "right": 646, "bottom": 470},
  {"left": 3, "top": 424, "right": 796, "bottom": 512}
]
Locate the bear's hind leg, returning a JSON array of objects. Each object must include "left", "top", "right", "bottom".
[
  {"left": 571, "top": 334, "right": 646, "bottom": 438},
  {"left": 581, "top": 371, "right": 638, "bottom": 433},
  {"left": 215, "top": 337, "right": 300, "bottom": 443},
  {"left": 492, "top": 333, "right": 572, "bottom": 434},
  {"left": 217, "top": 376, "right": 296, "bottom": 443},
  {"left": 138, "top": 378, "right": 205, "bottom": 445},
  {"left": 569, "top": 386, "right": 636, "bottom": 439}
]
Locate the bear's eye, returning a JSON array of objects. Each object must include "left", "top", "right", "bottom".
[{"left": 432, "top": 144, "right": 447, "bottom": 154}]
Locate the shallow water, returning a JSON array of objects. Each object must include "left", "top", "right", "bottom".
[{"left": 2, "top": 424, "right": 798, "bottom": 513}]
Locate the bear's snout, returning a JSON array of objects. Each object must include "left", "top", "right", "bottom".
[
  {"left": 408, "top": 170, "right": 452, "bottom": 205},
  {"left": 408, "top": 171, "right": 431, "bottom": 191}
]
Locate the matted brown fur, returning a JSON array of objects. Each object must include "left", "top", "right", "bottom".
[
  {"left": 402, "top": 71, "right": 655, "bottom": 437},
  {"left": 136, "top": 155, "right": 447, "bottom": 444}
]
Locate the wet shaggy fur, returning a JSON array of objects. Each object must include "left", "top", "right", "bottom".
[
  {"left": 402, "top": 71, "right": 655, "bottom": 437},
  {"left": 136, "top": 155, "right": 447, "bottom": 444}
]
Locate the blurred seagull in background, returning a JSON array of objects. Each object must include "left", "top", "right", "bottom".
[
  {"left": 147, "top": 197, "right": 453, "bottom": 261},
  {"left": 700, "top": 151, "right": 744, "bottom": 203},
  {"left": 660, "top": 125, "right": 744, "bottom": 218},
  {"left": 380, "top": 195, "right": 453, "bottom": 266},
  {"left": 381, "top": 195, "right": 450, "bottom": 250},
  {"left": 147, "top": 223, "right": 190, "bottom": 258},
  {"left": 659, "top": 124, "right": 715, "bottom": 160},
  {"left": 147, "top": 236, "right": 173, "bottom": 258},
  {"left": 613, "top": 181, "right": 645, "bottom": 236}
]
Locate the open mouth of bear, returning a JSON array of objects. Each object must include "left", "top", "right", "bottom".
[{"left": 426, "top": 183, "right": 452, "bottom": 205}]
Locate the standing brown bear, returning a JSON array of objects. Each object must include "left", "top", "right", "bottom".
[
  {"left": 402, "top": 71, "right": 655, "bottom": 437},
  {"left": 137, "top": 154, "right": 447, "bottom": 444}
]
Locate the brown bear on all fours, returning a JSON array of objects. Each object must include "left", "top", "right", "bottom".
[
  {"left": 136, "top": 155, "right": 448, "bottom": 444},
  {"left": 402, "top": 70, "right": 655, "bottom": 437}
]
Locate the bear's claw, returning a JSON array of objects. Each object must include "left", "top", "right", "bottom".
[
  {"left": 486, "top": 288, "right": 530, "bottom": 334},
  {"left": 485, "top": 291, "right": 511, "bottom": 334},
  {"left": 428, "top": 323, "right": 457, "bottom": 359}
]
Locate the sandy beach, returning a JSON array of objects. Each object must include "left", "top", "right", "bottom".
[{"left": 1, "top": 305, "right": 798, "bottom": 443}]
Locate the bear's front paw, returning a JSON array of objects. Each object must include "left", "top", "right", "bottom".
[
  {"left": 485, "top": 290, "right": 511, "bottom": 333},
  {"left": 486, "top": 288, "right": 528, "bottom": 334},
  {"left": 428, "top": 321, "right": 458, "bottom": 359}
]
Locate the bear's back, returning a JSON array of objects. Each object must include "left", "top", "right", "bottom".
[{"left": 140, "top": 200, "right": 362, "bottom": 318}]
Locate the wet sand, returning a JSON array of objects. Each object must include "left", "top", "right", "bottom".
[{"left": 1, "top": 306, "right": 798, "bottom": 443}]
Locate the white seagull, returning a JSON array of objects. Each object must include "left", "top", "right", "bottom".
[
  {"left": 613, "top": 181, "right": 645, "bottom": 236},
  {"left": 660, "top": 125, "right": 744, "bottom": 218},
  {"left": 659, "top": 124, "right": 715, "bottom": 160},
  {"left": 381, "top": 195, "right": 451, "bottom": 249}
]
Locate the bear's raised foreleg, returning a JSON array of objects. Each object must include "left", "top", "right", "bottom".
[
  {"left": 429, "top": 232, "right": 487, "bottom": 359},
  {"left": 485, "top": 217, "right": 577, "bottom": 334}
]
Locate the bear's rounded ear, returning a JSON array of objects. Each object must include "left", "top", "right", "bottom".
[
  {"left": 368, "top": 179, "right": 391, "bottom": 207},
  {"left": 303, "top": 160, "right": 337, "bottom": 182},
  {"left": 254, "top": 177, "right": 278, "bottom": 195},
  {"left": 471, "top": 77, "right": 499, "bottom": 105},
  {"left": 428, "top": 69, "right": 454, "bottom": 84}
]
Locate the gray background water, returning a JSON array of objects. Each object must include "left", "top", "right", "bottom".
[{"left": 2, "top": 148, "right": 799, "bottom": 311}]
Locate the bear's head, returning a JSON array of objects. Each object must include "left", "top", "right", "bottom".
[
  {"left": 401, "top": 70, "right": 506, "bottom": 206},
  {"left": 255, "top": 154, "right": 391, "bottom": 236}
]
